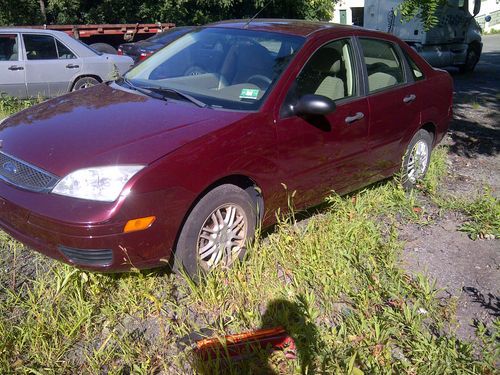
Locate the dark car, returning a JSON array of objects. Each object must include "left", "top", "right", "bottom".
[
  {"left": 0, "top": 20, "right": 452, "bottom": 276},
  {"left": 117, "top": 26, "right": 195, "bottom": 62}
]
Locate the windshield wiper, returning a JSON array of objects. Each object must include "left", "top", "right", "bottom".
[
  {"left": 118, "top": 78, "right": 165, "bottom": 100},
  {"left": 139, "top": 85, "right": 208, "bottom": 108}
]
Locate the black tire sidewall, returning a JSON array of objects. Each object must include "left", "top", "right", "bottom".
[
  {"left": 73, "top": 77, "right": 99, "bottom": 91},
  {"left": 174, "top": 184, "right": 257, "bottom": 278},
  {"left": 402, "top": 129, "right": 433, "bottom": 189},
  {"left": 459, "top": 45, "right": 480, "bottom": 73}
]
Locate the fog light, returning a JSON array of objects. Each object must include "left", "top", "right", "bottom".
[{"left": 123, "top": 216, "right": 156, "bottom": 233}]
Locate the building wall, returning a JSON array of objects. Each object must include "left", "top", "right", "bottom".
[
  {"left": 475, "top": 0, "right": 500, "bottom": 32},
  {"left": 332, "top": 0, "right": 365, "bottom": 25}
]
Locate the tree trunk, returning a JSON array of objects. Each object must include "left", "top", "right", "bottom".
[{"left": 39, "top": 0, "right": 47, "bottom": 23}]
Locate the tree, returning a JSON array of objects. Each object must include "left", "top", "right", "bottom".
[{"left": 398, "top": 0, "right": 447, "bottom": 30}]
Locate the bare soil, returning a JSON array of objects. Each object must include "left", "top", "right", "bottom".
[{"left": 400, "top": 35, "right": 500, "bottom": 342}]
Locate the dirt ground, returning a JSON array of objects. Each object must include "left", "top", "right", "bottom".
[{"left": 400, "top": 34, "right": 500, "bottom": 342}]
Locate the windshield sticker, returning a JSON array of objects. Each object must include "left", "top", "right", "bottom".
[{"left": 239, "top": 88, "right": 260, "bottom": 100}]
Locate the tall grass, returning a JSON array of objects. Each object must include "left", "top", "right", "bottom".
[{"left": 0, "top": 149, "right": 497, "bottom": 374}]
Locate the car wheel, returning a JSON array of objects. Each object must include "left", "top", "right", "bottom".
[
  {"left": 174, "top": 184, "right": 257, "bottom": 279},
  {"left": 401, "top": 129, "right": 433, "bottom": 189},
  {"left": 459, "top": 44, "right": 480, "bottom": 74},
  {"left": 89, "top": 43, "right": 118, "bottom": 55},
  {"left": 72, "top": 77, "right": 100, "bottom": 91}
]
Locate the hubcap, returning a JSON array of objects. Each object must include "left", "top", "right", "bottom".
[
  {"left": 197, "top": 204, "right": 247, "bottom": 271},
  {"left": 407, "top": 140, "right": 429, "bottom": 183}
]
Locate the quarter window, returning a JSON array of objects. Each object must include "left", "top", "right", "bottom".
[
  {"left": 403, "top": 50, "right": 424, "bottom": 81},
  {"left": 287, "top": 39, "right": 356, "bottom": 105},
  {"left": 360, "top": 38, "right": 405, "bottom": 93},
  {"left": 0, "top": 34, "right": 19, "bottom": 61},
  {"left": 56, "top": 40, "right": 76, "bottom": 59}
]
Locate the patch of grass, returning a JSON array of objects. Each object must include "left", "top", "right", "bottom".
[
  {"left": 0, "top": 94, "right": 43, "bottom": 119},
  {"left": 0, "top": 151, "right": 497, "bottom": 373},
  {"left": 452, "top": 189, "right": 500, "bottom": 240}
]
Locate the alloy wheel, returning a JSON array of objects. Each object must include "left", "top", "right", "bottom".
[{"left": 197, "top": 204, "right": 247, "bottom": 271}]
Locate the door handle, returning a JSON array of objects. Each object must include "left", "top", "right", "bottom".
[
  {"left": 345, "top": 112, "right": 365, "bottom": 124},
  {"left": 403, "top": 94, "right": 416, "bottom": 103},
  {"left": 8, "top": 65, "right": 24, "bottom": 71},
  {"left": 66, "top": 64, "right": 80, "bottom": 69}
]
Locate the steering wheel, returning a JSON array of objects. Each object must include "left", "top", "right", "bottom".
[
  {"left": 247, "top": 74, "right": 272, "bottom": 89},
  {"left": 184, "top": 66, "right": 206, "bottom": 76}
]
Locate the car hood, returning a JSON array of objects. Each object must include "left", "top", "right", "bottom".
[{"left": 0, "top": 83, "right": 245, "bottom": 177}]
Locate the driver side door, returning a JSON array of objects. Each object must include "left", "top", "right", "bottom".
[{"left": 275, "top": 37, "right": 371, "bottom": 210}]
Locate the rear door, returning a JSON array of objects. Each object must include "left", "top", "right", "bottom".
[
  {"left": 22, "top": 33, "right": 82, "bottom": 97},
  {"left": 358, "top": 37, "right": 421, "bottom": 175},
  {"left": 0, "top": 33, "right": 27, "bottom": 98}
]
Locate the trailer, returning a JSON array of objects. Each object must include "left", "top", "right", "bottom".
[{"left": 16, "top": 23, "right": 175, "bottom": 54}]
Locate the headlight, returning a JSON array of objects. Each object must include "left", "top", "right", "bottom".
[{"left": 52, "top": 165, "right": 145, "bottom": 202}]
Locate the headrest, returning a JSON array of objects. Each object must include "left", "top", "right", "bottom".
[{"left": 309, "top": 48, "right": 342, "bottom": 73}]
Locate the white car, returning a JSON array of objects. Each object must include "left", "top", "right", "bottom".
[{"left": 0, "top": 28, "right": 134, "bottom": 98}]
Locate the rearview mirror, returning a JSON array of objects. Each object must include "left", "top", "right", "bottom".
[
  {"left": 473, "top": 0, "right": 481, "bottom": 16},
  {"left": 294, "top": 94, "right": 336, "bottom": 116}
]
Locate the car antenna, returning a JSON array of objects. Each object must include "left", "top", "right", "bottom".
[{"left": 244, "top": 0, "right": 273, "bottom": 28}]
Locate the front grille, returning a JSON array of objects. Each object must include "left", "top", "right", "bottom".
[
  {"left": 59, "top": 246, "right": 113, "bottom": 267},
  {"left": 0, "top": 151, "right": 59, "bottom": 192}
]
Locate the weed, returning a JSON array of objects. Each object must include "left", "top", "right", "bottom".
[
  {"left": 0, "top": 147, "right": 496, "bottom": 373},
  {"left": 0, "top": 94, "right": 44, "bottom": 118}
]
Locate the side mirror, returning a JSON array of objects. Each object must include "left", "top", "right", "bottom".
[
  {"left": 473, "top": 0, "right": 480, "bottom": 16},
  {"left": 294, "top": 94, "right": 336, "bottom": 116}
]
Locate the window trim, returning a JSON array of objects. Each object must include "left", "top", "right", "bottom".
[
  {"left": 357, "top": 36, "right": 409, "bottom": 95},
  {"left": 401, "top": 47, "right": 426, "bottom": 82}
]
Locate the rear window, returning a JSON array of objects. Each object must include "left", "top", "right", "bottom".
[
  {"left": 23, "top": 34, "right": 58, "bottom": 60},
  {"left": 359, "top": 38, "right": 406, "bottom": 93}
]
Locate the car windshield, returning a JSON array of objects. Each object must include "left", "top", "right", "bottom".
[{"left": 124, "top": 27, "right": 304, "bottom": 110}]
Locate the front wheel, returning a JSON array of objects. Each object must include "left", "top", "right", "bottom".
[
  {"left": 401, "top": 129, "right": 433, "bottom": 189},
  {"left": 174, "top": 184, "right": 257, "bottom": 279},
  {"left": 459, "top": 45, "right": 480, "bottom": 74}
]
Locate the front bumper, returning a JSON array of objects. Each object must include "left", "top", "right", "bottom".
[{"left": 0, "top": 184, "right": 177, "bottom": 272}]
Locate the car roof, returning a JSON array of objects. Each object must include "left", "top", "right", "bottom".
[
  {"left": 208, "top": 19, "right": 359, "bottom": 37},
  {"left": 0, "top": 28, "right": 68, "bottom": 37}
]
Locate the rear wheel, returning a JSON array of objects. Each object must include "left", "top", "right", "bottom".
[
  {"left": 174, "top": 184, "right": 257, "bottom": 279},
  {"left": 401, "top": 129, "right": 433, "bottom": 189},
  {"left": 72, "top": 76, "right": 100, "bottom": 91}
]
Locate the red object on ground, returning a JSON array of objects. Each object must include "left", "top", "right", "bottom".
[{"left": 195, "top": 327, "right": 297, "bottom": 361}]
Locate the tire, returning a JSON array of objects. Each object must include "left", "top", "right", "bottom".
[
  {"left": 174, "top": 184, "right": 258, "bottom": 279},
  {"left": 458, "top": 44, "right": 480, "bottom": 74},
  {"left": 72, "top": 76, "right": 100, "bottom": 91},
  {"left": 401, "top": 129, "right": 433, "bottom": 190},
  {"left": 89, "top": 43, "right": 117, "bottom": 55}
]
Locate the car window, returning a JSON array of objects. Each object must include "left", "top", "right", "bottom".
[
  {"left": 125, "top": 28, "right": 304, "bottom": 111},
  {"left": 56, "top": 40, "right": 76, "bottom": 59},
  {"left": 0, "top": 34, "right": 19, "bottom": 61},
  {"left": 359, "top": 38, "right": 405, "bottom": 93},
  {"left": 23, "top": 34, "right": 58, "bottom": 60},
  {"left": 403, "top": 50, "right": 425, "bottom": 81},
  {"left": 284, "top": 38, "right": 356, "bottom": 109}
]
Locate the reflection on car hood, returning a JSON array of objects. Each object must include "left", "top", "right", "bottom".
[{"left": 0, "top": 83, "right": 243, "bottom": 177}]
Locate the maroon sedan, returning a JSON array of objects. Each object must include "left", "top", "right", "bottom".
[{"left": 0, "top": 20, "right": 452, "bottom": 276}]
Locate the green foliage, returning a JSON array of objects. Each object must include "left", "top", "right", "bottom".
[
  {"left": 0, "top": 95, "right": 44, "bottom": 119},
  {"left": 398, "top": 0, "right": 447, "bottom": 30},
  {"left": 0, "top": 0, "right": 334, "bottom": 26}
]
